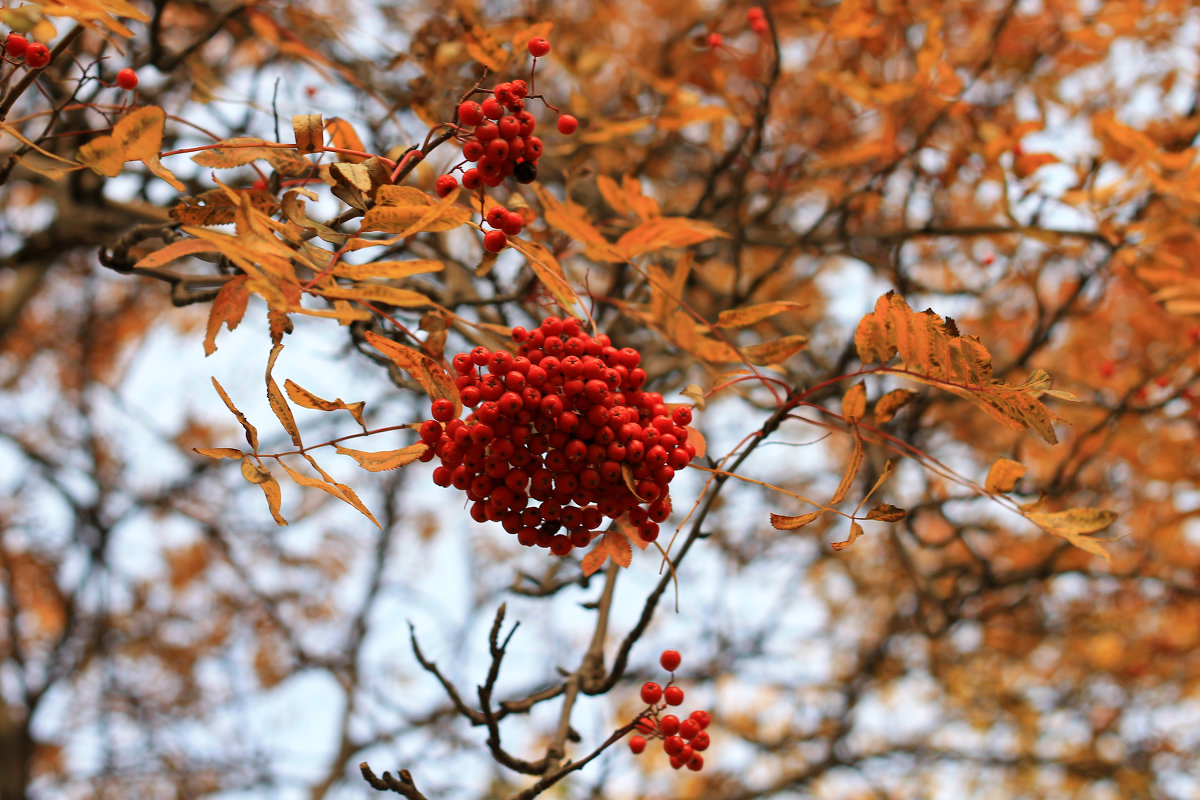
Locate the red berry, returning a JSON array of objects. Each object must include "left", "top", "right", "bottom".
[
  {"left": 510, "top": 79, "right": 529, "bottom": 98},
  {"left": 481, "top": 97, "right": 504, "bottom": 120},
  {"left": 707, "top": 32, "right": 723, "bottom": 49},
  {"left": 686, "top": 754, "right": 704, "bottom": 771},
  {"left": 528, "top": 36, "right": 551, "bottom": 57},
  {"left": 556, "top": 115, "right": 578, "bottom": 135},
  {"left": 679, "top": 718, "right": 701, "bottom": 739},
  {"left": 659, "top": 714, "right": 680, "bottom": 736},
  {"left": 116, "top": 67, "right": 138, "bottom": 90},
  {"left": 431, "top": 399, "right": 455, "bottom": 422},
  {"left": 663, "top": 735, "right": 685, "bottom": 756},
  {"left": 628, "top": 735, "right": 646, "bottom": 754},
  {"left": 6, "top": 33, "right": 28, "bottom": 58},
  {"left": 664, "top": 686, "right": 684, "bottom": 706},
  {"left": 691, "top": 730, "right": 710, "bottom": 750},
  {"left": 502, "top": 211, "right": 524, "bottom": 236},
  {"left": 660, "top": 649, "right": 682, "bottom": 671},
  {"left": 750, "top": 17, "right": 769, "bottom": 33},
  {"left": 24, "top": 42, "right": 49, "bottom": 69},
  {"left": 462, "top": 169, "right": 481, "bottom": 190},
  {"left": 486, "top": 206, "right": 509, "bottom": 229},
  {"left": 483, "top": 230, "right": 508, "bottom": 253},
  {"left": 748, "top": 6, "right": 765, "bottom": 19},
  {"left": 458, "top": 101, "right": 484, "bottom": 126},
  {"left": 689, "top": 709, "right": 711, "bottom": 729},
  {"left": 435, "top": 174, "right": 458, "bottom": 197},
  {"left": 640, "top": 681, "right": 662, "bottom": 704}
]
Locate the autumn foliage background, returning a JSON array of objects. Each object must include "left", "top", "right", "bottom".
[{"left": 3, "top": 0, "right": 1200, "bottom": 798}]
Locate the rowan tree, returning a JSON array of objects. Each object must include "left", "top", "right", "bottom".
[{"left": 3, "top": 1, "right": 1200, "bottom": 799}]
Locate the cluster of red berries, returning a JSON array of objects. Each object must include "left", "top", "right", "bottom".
[
  {"left": 433, "top": 36, "right": 578, "bottom": 253},
  {"left": 418, "top": 317, "right": 695, "bottom": 556},
  {"left": 629, "top": 650, "right": 711, "bottom": 771},
  {"left": 4, "top": 32, "right": 50, "bottom": 68},
  {"left": 5, "top": 31, "right": 138, "bottom": 88},
  {"left": 747, "top": 6, "right": 769, "bottom": 34}
]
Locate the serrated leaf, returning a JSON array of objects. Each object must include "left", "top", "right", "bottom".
[
  {"left": 334, "top": 443, "right": 428, "bottom": 471},
  {"left": 842, "top": 382, "right": 866, "bottom": 422},
  {"left": 832, "top": 520, "right": 864, "bottom": 550},
  {"left": 361, "top": 189, "right": 471, "bottom": 234},
  {"left": 770, "top": 510, "right": 823, "bottom": 530},
  {"left": 986, "top": 458, "right": 1027, "bottom": 493},
  {"left": 685, "top": 426, "right": 706, "bottom": 459},
  {"left": 363, "top": 331, "right": 460, "bottom": 415},
  {"left": 580, "top": 540, "right": 610, "bottom": 576},
  {"left": 604, "top": 529, "right": 633, "bottom": 568},
  {"left": 78, "top": 106, "right": 179, "bottom": 187}
]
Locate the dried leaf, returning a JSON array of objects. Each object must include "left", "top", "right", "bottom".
[
  {"left": 363, "top": 331, "right": 460, "bottom": 415},
  {"left": 334, "top": 443, "right": 428, "bottom": 471},
  {"left": 266, "top": 344, "right": 302, "bottom": 447},
  {"left": 831, "top": 520, "right": 865, "bottom": 550},
  {"left": 277, "top": 459, "right": 381, "bottom": 527},
  {"left": 283, "top": 379, "right": 367, "bottom": 430},
  {"left": 716, "top": 301, "right": 808, "bottom": 328},
  {"left": 325, "top": 117, "right": 367, "bottom": 162},
  {"left": 865, "top": 503, "right": 905, "bottom": 522},
  {"left": 986, "top": 458, "right": 1028, "bottom": 493},
  {"left": 191, "top": 137, "right": 312, "bottom": 175},
  {"left": 78, "top": 106, "right": 179, "bottom": 187},
  {"left": 328, "top": 259, "right": 444, "bottom": 281},
  {"left": 581, "top": 540, "right": 610, "bottom": 576},
  {"left": 842, "top": 382, "right": 867, "bottom": 422},
  {"left": 770, "top": 510, "right": 823, "bottom": 530},
  {"left": 604, "top": 529, "right": 633, "bottom": 568},
  {"left": 293, "top": 114, "right": 323, "bottom": 154},
  {"left": 192, "top": 447, "right": 244, "bottom": 459},
  {"left": 507, "top": 238, "right": 580, "bottom": 312},
  {"left": 212, "top": 377, "right": 258, "bottom": 451},
  {"left": 1025, "top": 507, "right": 1116, "bottom": 561},
  {"left": 681, "top": 384, "right": 707, "bottom": 410},
  {"left": 740, "top": 335, "right": 809, "bottom": 366},
  {"left": 873, "top": 388, "right": 917, "bottom": 423},
  {"left": 831, "top": 427, "right": 864, "bottom": 505},
  {"left": 203, "top": 275, "right": 250, "bottom": 356},
  {"left": 134, "top": 237, "right": 219, "bottom": 269},
  {"left": 616, "top": 216, "right": 728, "bottom": 258}
]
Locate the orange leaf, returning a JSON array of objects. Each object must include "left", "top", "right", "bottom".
[
  {"left": 325, "top": 117, "right": 366, "bottom": 162},
  {"left": 831, "top": 520, "right": 864, "bottom": 550},
  {"left": 204, "top": 275, "right": 250, "bottom": 356},
  {"left": 283, "top": 379, "right": 367, "bottom": 430},
  {"left": 770, "top": 511, "right": 822, "bottom": 530},
  {"left": 192, "top": 447, "right": 244, "bottom": 459},
  {"left": 716, "top": 301, "right": 808, "bottom": 328},
  {"left": 212, "top": 377, "right": 258, "bottom": 451},
  {"left": 603, "top": 529, "right": 633, "bottom": 568},
  {"left": 293, "top": 114, "right": 323, "bottom": 154},
  {"left": 580, "top": 539, "right": 609, "bottom": 576},
  {"left": 985, "top": 458, "right": 1027, "bottom": 493},
  {"left": 266, "top": 344, "right": 302, "bottom": 447},
  {"left": 334, "top": 443, "right": 428, "bottom": 472},
  {"left": 615, "top": 216, "right": 727, "bottom": 259},
  {"left": 363, "top": 331, "right": 460, "bottom": 415}
]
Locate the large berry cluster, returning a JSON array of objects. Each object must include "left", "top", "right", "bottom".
[
  {"left": 419, "top": 317, "right": 695, "bottom": 557},
  {"left": 629, "top": 650, "right": 712, "bottom": 771},
  {"left": 434, "top": 37, "right": 578, "bottom": 253}
]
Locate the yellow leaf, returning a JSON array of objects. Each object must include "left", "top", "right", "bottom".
[
  {"left": 325, "top": 117, "right": 366, "bottom": 161},
  {"left": 531, "top": 184, "right": 623, "bottom": 261},
  {"left": 986, "top": 458, "right": 1027, "bottom": 493},
  {"left": 191, "top": 137, "right": 312, "bottom": 175},
  {"left": 865, "top": 504, "right": 905, "bottom": 522},
  {"left": 204, "top": 275, "right": 251, "bottom": 356},
  {"left": 842, "top": 382, "right": 866, "bottom": 422},
  {"left": 361, "top": 187, "right": 471, "bottom": 234},
  {"left": 1025, "top": 507, "right": 1115, "bottom": 561},
  {"left": 716, "top": 301, "right": 808, "bottom": 328},
  {"left": 873, "top": 388, "right": 917, "bottom": 423},
  {"left": 78, "top": 105, "right": 168, "bottom": 178},
  {"left": 266, "top": 344, "right": 302, "bottom": 448},
  {"left": 741, "top": 335, "right": 808, "bottom": 366},
  {"left": 319, "top": 283, "right": 433, "bottom": 309},
  {"left": 681, "top": 384, "right": 707, "bottom": 410},
  {"left": 212, "top": 377, "right": 258, "bottom": 451},
  {"left": 293, "top": 113, "right": 323, "bottom": 154},
  {"left": 240, "top": 456, "right": 271, "bottom": 484},
  {"left": 831, "top": 427, "right": 864, "bottom": 505},
  {"left": 334, "top": 443, "right": 428, "bottom": 471},
  {"left": 134, "top": 237, "right": 220, "bottom": 270},
  {"left": 277, "top": 460, "right": 381, "bottom": 527},
  {"left": 616, "top": 216, "right": 727, "bottom": 259},
  {"left": 507, "top": 238, "right": 581, "bottom": 313},
  {"left": 284, "top": 380, "right": 367, "bottom": 430},
  {"left": 193, "top": 447, "right": 244, "bottom": 459},
  {"left": 329, "top": 260, "right": 444, "bottom": 281}
]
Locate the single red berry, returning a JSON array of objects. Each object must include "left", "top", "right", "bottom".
[
  {"left": 628, "top": 735, "right": 646, "bottom": 754},
  {"left": 458, "top": 101, "right": 485, "bottom": 126},
  {"left": 679, "top": 718, "right": 701, "bottom": 739},
  {"left": 116, "top": 67, "right": 138, "bottom": 90},
  {"left": 707, "top": 32, "right": 723, "bottom": 49},
  {"left": 483, "top": 230, "right": 508, "bottom": 253},
  {"left": 435, "top": 174, "right": 458, "bottom": 197},
  {"left": 462, "top": 168, "right": 482, "bottom": 190},
  {"left": 527, "top": 36, "right": 551, "bottom": 57},
  {"left": 462, "top": 140, "right": 484, "bottom": 161},
  {"left": 556, "top": 115, "right": 578, "bottom": 135},
  {"left": 686, "top": 754, "right": 704, "bottom": 772},
  {"left": 659, "top": 714, "right": 680, "bottom": 736},
  {"left": 431, "top": 399, "right": 455, "bottom": 422},
  {"left": 486, "top": 206, "right": 509, "bottom": 229},
  {"left": 664, "top": 686, "right": 684, "bottom": 706},
  {"left": 690, "top": 730, "right": 710, "bottom": 750},
  {"left": 24, "top": 42, "right": 50, "bottom": 69},
  {"left": 640, "top": 681, "right": 662, "bottom": 704},
  {"left": 748, "top": 5, "right": 765, "bottom": 19},
  {"left": 663, "top": 735, "right": 685, "bottom": 756},
  {"left": 750, "top": 17, "right": 769, "bottom": 33},
  {"left": 660, "top": 649, "right": 682, "bottom": 671},
  {"left": 689, "top": 709, "right": 711, "bottom": 729},
  {"left": 6, "top": 32, "right": 28, "bottom": 58},
  {"left": 502, "top": 211, "right": 524, "bottom": 236},
  {"left": 510, "top": 79, "right": 529, "bottom": 98},
  {"left": 481, "top": 97, "right": 505, "bottom": 120}
]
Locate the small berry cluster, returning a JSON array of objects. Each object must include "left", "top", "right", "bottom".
[
  {"left": 629, "top": 650, "right": 711, "bottom": 771},
  {"left": 419, "top": 317, "right": 695, "bottom": 556},
  {"left": 4, "top": 32, "right": 50, "bottom": 68},
  {"left": 747, "top": 6, "right": 770, "bottom": 34},
  {"left": 434, "top": 36, "right": 578, "bottom": 253},
  {"left": 4, "top": 31, "right": 138, "bottom": 88}
]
